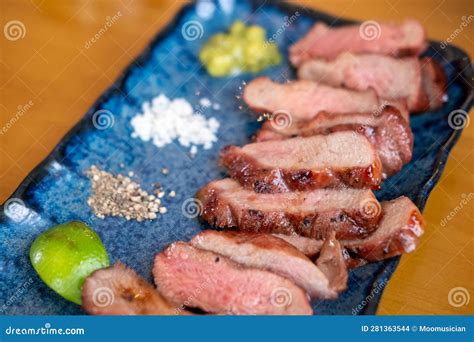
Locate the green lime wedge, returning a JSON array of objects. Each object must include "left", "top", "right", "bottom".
[{"left": 29, "top": 221, "right": 109, "bottom": 305}]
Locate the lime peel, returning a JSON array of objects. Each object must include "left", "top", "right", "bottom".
[{"left": 29, "top": 221, "right": 109, "bottom": 305}]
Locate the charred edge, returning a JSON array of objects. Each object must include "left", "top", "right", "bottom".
[
  {"left": 222, "top": 147, "right": 382, "bottom": 192},
  {"left": 219, "top": 207, "right": 379, "bottom": 240},
  {"left": 349, "top": 210, "right": 423, "bottom": 261},
  {"left": 196, "top": 186, "right": 236, "bottom": 228}
]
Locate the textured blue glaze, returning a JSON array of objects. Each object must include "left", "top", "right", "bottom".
[{"left": 0, "top": 0, "right": 471, "bottom": 315}]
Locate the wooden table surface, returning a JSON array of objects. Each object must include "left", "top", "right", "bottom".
[{"left": 1, "top": 0, "right": 473, "bottom": 315}]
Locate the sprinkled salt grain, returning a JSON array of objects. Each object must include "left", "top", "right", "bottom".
[
  {"left": 131, "top": 94, "right": 220, "bottom": 154},
  {"left": 196, "top": 1, "right": 215, "bottom": 19},
  {"left": 212, "top": 103, "right": 221, "bottom": 110},
  {"left": 190, "top": 145, "right": 198, "bottom": 156},
  {"left": 199, "top": 97, "right": 212, "bottom": 107}
]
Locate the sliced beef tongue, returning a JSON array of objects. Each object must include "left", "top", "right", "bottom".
[
  {"left": 196, "top": 178, "right": 382, "bottom": 239},
  {"left": 190, "top": 230, "right": 342, "bottom": 299},
  {"left": 82, "top": 262, "right": 185, "bottom": 315},
  {"left": 275, "top": 196, "right": 424, "bottom": 265},
  {"left": 289, "top": 20, "right": 426, "bottom": 66},
  {"left": 297, "top": 53, "right": 445, "bottom": 112},
  {"left": 153, "top": 242, "right": 313, "bottom": 315},
  {"left": 255, "top": 104, "right": 409, "bottom": 141},
  {"left": 220, "top": 131, "right": 383, "bottom": 192},
  {"left": 255, "top": 106, "right": 413, "bottom": 177},
  {"left": 243, "top": 76, "right": 383, "bottom": 121},
  {"left": 345, "top": 196, "right": 424, "bottom": 261}
]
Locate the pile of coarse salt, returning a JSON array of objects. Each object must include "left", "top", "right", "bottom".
[{"left": 131, "top": 94, "right": 220, "bottom": 155}]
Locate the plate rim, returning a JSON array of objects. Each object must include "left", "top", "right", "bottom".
[{"left": 1, "top": 0, "right": 472, "bottom": 315}]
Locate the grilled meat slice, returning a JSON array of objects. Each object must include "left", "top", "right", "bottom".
[
  {"left": 220, "top": 131, "right": 383, "bottom": 192},
  {"left": 243, "top": 76, "right": 383, "bottom": 121},
  {"left": 197, "top": 178, "right": 382, "bottom": 239},
  {"left": 153, "top": 242, "right": 313, "bottom": 315},
  {"left": 297, "top": 53, "right": 445, "bottom": 112},
  {"left": 344, "top": 196, "right": 424, "bottom": 261},
  {"left": 275, "top": 196, "right": 424, "bottom": 264},
  {"left": 289, "top": 20, "right": 426, "bottom": 65},
  {"left": 190, "top": 230, "right": 343, "bottom": 298},
  {"left": 254, "top": 106, "right": 413, "bottom": 177},
  {"left": 82, "top": 262, "right": 184, "bottom": 315}
]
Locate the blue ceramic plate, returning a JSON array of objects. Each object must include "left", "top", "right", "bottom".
[{"left": 0, "top": 0, "right": 472, "bottom": 315}]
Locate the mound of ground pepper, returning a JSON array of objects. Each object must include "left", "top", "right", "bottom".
[{"left": 86, "top": 166, "right": 166, "bottom": 221}]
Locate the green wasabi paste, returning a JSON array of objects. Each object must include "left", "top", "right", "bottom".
[{"left": 199, "top": 20, "right": 282, "bottom": 77}]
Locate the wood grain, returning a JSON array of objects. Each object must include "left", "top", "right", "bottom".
[{"left": 1, "top": 0, "right": 472, "bottom": 315}]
